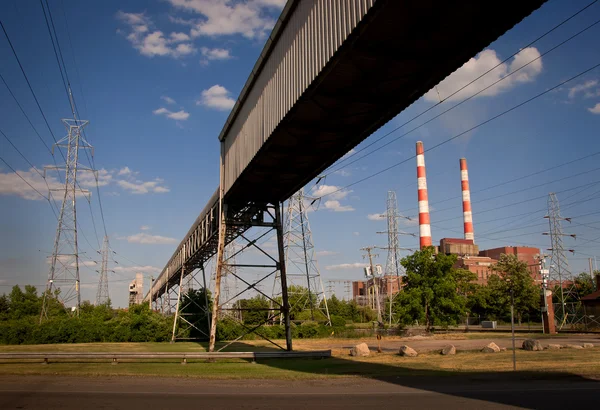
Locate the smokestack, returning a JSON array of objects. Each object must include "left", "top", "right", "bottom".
[
  {"left": 460, "top": 158, "right": 474, "bottom": 242},
  {"left": 416, "top": 141, "right": 431, "bottom": 249}
]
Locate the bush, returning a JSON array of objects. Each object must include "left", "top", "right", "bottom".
[{"left": 330, "top": 315, "right": 346, "bottom": 327}]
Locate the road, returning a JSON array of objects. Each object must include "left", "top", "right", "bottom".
[{"left": 0, "top": 375, "right": 598, "bottom": 409}]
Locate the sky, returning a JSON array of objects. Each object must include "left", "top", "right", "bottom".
[{"left": 1, "top": 0, "right": 600, "bottom": 307}]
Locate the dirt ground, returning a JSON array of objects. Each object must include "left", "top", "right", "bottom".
[{"left": 290, "top": 333, "right": 600, "bottom": 354}]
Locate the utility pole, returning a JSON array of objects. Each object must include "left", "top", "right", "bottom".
[
  {"left": 589, "top": 258, "right": 594, "bottom": 280},
  {"left": 40, "top": 89, "right": 94, "bottom": 322},
  {"left": 95, "top": 236, "right": 110, "bottom": 305},
  {"left": 361, "top": 247, "right": 382, "bottom": 324}
]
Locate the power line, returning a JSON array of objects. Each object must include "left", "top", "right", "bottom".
[
  {"left": 321, "top": 2, "right": 600, "bottom": 176},
  {"left": 315, "top": 61, "right": 600, "bottom": 203},
  {"left": 0, "top": 156, "right": 50, "bottom": 204}
]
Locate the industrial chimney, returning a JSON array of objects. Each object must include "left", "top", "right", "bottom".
[
  {"left": 460, "top": 158, "right": 474, "bottom": 242},
  {"left": 416, "top": 141, "right": 431, "bottom": 249}
]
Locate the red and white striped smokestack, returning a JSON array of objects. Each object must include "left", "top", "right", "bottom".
[
  {"left": 416, "top": 141, "right": 432, "bottom": 249},
  {"left": 460, "top": 158, "right": 474, "bottom": 242}
]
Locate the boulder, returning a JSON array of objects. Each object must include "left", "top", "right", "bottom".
[
  {"left": 441, "top": 345, "right": 456, "bottom": 355},
  {"left": 482, "top": 342, "right": 501, "bottom": 353},
  {"left": 583, "top": 343, "right": 594, "bottom": 349},
  {"left": 399, "top": 345, "right": 418, "bottom": 357},
  {"left": 547, "top": 344, "right": 561, "bottom": 350},
  {"left": 564, "top": 344, "right": 583, "bottom": 350},
  {"left": 349, "top": 343, "right": 370, "bottom": 357},
  {"left": 522, "top": 339, "right": 543, "bottom": 351}
]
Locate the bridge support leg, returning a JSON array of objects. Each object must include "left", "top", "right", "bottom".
[
  {"left": 171, "top": 262, "right": 185, "bottom": 343},
  {"left": 275, "top": 202, "right": 292, "bottom": 351},
  {"left": 209, "top": 203, "right": 227, "bottom": 352}
]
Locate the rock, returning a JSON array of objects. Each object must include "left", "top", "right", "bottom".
[
  {"left": 482, "top": 342, "right": 501, "bottom": 353},
  {"left": 500, "top": 347, "right": 507, "bottom": 352},
  {"left": 522, "top": 339, "right": 543, "bottom": 351},
  {"left": 399, "top": 345, "right": 418, "bottom": 357},
  {"left": 441, "top": 345, "right": 456, "bottom": 355},
  {"left": 583, "top": 343, "right": 594, "bottom": 349},
  {"left": 547, "top": 344, "right": 561, "bottom": 350},
  {"left": 564, "top": 344, "right": 583, "bottom": 350},
  {"left": 349, "top": 343, "right": 370, "bottom": 357}
]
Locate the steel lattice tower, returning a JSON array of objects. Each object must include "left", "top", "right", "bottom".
[
  {"left": 219, "top": 241, "right": 242, "bottom": 321},
  {"left": 40, "top": 117, "right": 93, "bottom": 321},
  {"left": 95, "top": 236, "right": 110, "bottom": 305},
  {"left": 384, "top": 191, "right": 403, "bottom": 279},
  {"left": 545, "top": 193, "right": 577, "bottom": 324},
  {"left": 273, "top": 189, "right": 331, "bottom": 324}
]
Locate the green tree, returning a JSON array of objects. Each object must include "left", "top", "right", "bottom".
[
  {"left": 239, "top": 295, "right": 270, "bottom": 325},
  {"left": 180, "top": 288, "right": 212, "bottom": 339},
  {"left": 489, "top": 254, "right": 540, "bottom": 324},
  {"left": 574, "top": 272, "right": 596, "bottom": 298},
  {"left": 394, "top": 247, "right": 475, "bottom": 330}
]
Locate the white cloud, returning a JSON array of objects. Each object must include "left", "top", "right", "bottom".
[
  {"left": 310, "top": 184, "right": 351, "bottom": 201},
  {"left": 367, "top": 213, "right": 385, "bottom": 221},
  {"left": 161, "top": 95, "right": 176, "bottom": 104},
  {"left": 316, "top": 250, "right": 338, "bottom": 257},
  {"left": 325, "top": 262, "right": 367, "bottom": 271},
  {"left": 589, "top": 103, "right": 600, "bottom": 114},
  {"left": 78, "top": 168, "right": 112, "bottom": 188},
  {"left": 118, "top": 167, "right": 132, "bottom": 176},
  {"left": 120, "top": 232, "right": 178, "bottom": 245},
  {"left": 568, "top": 80, "right": 598, "bottom": 99},
  {"left": 334, "top": 169, "right": 351, "bottom": 177},
  {"left": 117, "top": 178, "right": 170, "bottom": 195},
  {"left": 169, "top": 32, "right": 190, "bottom": 42},
  {"left": 353, "top": 232, "right": 360, "bottom": 236},
  {"left": 114, "top": 265, "right": 161, "bottom": 274},
  {"left": 168, "top": 0, "right": 283, "bottom": 39},
  {"left": 340, "top": 148, "right": 356, "bottom": 160},
  {"left": 323, "top": 200, "right": 354, "bottom": 212},
  {"left": 424, "top": 47, "right": 542, "bottom": 103},
  {"left": 75, "top": 261, "right": 98, "bottom": 268},
  {"left": 153, "top": 107, "right": 190, "bottom": 121},
  {"left": 197, "top": 85, "right": 235, "bottom": 110},
  {"left": 200, "top": 47, "right": 232, "bottom": 61},
  {"left": 117, "top": 11, "right": 196, "bottom": 58},
  {"left": 0, "top": 167, "right": 68, "bottom": 201},
  {"left": 140, "top": 225, "right": 151, "bottom": 231}
]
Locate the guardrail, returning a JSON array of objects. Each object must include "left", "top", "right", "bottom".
[{"left": 0, "top": 350, "right": 331, "bottom": 364}]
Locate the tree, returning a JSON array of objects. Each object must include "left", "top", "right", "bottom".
[
  {"left": 394, "top": 247, "right": 475, "bottom": 330},
  {"left": 239, "top": 295, "right": 270, "bottom": 325},
  {"left": 489, "top": 254, "right": 540, "bottom": 324},
  {"left": 574, "top": 272, "right": 596, "bottom": 298}
]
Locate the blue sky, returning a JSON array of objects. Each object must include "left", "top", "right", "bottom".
[{"left": 1, "top": 0, "right": 600, "bottom": 307}]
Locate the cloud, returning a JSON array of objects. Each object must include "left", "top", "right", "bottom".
[
  {"left": 140, "top": 225, "right": 151, "bottom": 231},
  {"left": 569, "top": 80, "right": 599, "bottom": 99},
  {"left": 119, "top": 232, "right": 178, "bottom": 245},
  {"left": 167, "top": 0, "right": 284, "bottom": 39},
  {"left": 161, "top": 95, "right": 176, "bottom": 105},
  {"left": 323, "top": 200, "right": 354, "bottom": 212},
  {"left": 74, "top": 261, "right": 98, "bottom": 268},
  {"left": 118, "top": 167, "right": 133, "bottom": 176},
  {"left": 325, "top": 262, "right": 367, "bottom": 271},
  {"left": 367, "top": 213, "right": 385, "bottom": 221},
  {"left": 589, "top": 103, "right": 600, "bottom": 114},
  {"left": 340, "top": 148, "right": 356, "bottom": 160},
  {"left": 333, "top": 169, "right": 351, "bottom": 177},
  {"left": 424, "top": 47, "right": 542, "bottom": 103},
  {"left": 153, "top": 107, "right": 190, "bottom": 120},
  {"left": 310, "top": 184, "right": 351, "bottom": 201},
  {"left": 117, "top": 11, "right": 196, "bottom": 58},
  {"left": 0, "top": 167, "right": 63, "bottom": 200},
  {"left": 197, "top": 85, "right": 235, "bottom": 110},
  {"left": 114, "top": 265, "right": 161, "bottom": 274},
  {"left": 78, "top": 168, "right": 112, "bottom": 188},
  {"left": 117, "top": 178, "right": 170, "bottom": 194},
  {"left": 353, "top": 232, "right": 360, "bottom": 236},
  {"left": 316, "top": 250, "right": 338, "bottom": 257},
  {"left": 200, "top": 47, "right": 232, "bottom": 63}
]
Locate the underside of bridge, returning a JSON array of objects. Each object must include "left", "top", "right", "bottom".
[{"left": 225, "top": 0, "right": 545, "bottom": 204}]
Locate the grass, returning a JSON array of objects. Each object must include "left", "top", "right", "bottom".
[{"left": 0, "top": 341, "right": 598, "bottom": 380}]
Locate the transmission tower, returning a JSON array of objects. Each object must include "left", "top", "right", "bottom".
[
  {"left": 273, "top": 189, "right": 331, "bottom": 325},
  {"left": 219, "top": 241, "right": 242, "bottom": 321},
  {"left": 40, "top": 114, "right": 94, "bottom": 321},
  {"left": 95, "top": 236, "right": 110, "bottom": 305},
  {"left": 544, "top": 192, "right": 577, "bottom": 326}
]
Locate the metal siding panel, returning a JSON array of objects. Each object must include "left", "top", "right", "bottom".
[{"left": 222, "top": 0, "right": 376, "bottom": 196}]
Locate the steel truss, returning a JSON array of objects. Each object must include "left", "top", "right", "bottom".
[
  {"left": 272, "top": 189, "right": 331, "bottom": 325},
  {"left": 170, "top": 265, "right": 211, "bottom": 342},
  {"left": 208, "top": 201, "right": 292, "bottom": 352}
]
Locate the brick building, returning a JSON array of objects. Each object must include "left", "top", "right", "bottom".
[
  {"left": 352, "top": 275, "right": 402, "bottom": 306},
  {"left": 478, "top": 246, "right": 542, "bottom": 282}
]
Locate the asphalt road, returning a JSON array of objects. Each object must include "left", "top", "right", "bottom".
[{"left": 1, "top": 375, "right": 599, "bottom": 409}]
